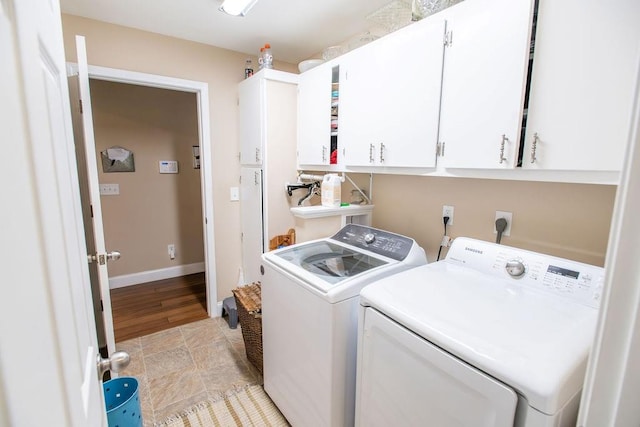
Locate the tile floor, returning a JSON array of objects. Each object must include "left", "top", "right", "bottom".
[{"left": 115, "top": 316, "right": 263, "bottom": 426}]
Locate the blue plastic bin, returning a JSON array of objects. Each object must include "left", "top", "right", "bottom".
[{"left": 103, "top": 377, "right": 142, "bottom": 427}]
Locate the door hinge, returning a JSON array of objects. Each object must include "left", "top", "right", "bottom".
[
  {"left": 444, "top": 30, "right": 453, "bottom": 47},
  {"left": 90, "top": 204, "right": 94, "bottom": 218},
  {"left": 437, "top": 142, "right": 446, "bottom": 157},
  {"left": 100, "top": 300, "right": 104, "bottom": 312},
  {"left": 79, "top": 99, "right": 83, "bottom": 114}
]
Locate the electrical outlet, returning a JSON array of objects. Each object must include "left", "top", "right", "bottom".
[
  {"left": 494, "top": 211, "right": 513, "bottom": 237},
  {"left": 442, "top": 205, "right": 454, "bottom": 226},
  {"left": 168, "top": 244, "right": 176, "bottom": 260}
]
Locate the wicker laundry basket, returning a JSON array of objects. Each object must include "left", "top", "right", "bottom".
[{"left": 232, "top": 282, "right": 263, "bottom": 374}]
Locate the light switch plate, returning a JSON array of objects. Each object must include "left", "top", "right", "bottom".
[
  {"left": 99, "top": 183, "right": 119, "bottom": 196},
  {"left": 230, "top": 187, "right": 240, "bottom": 201}
]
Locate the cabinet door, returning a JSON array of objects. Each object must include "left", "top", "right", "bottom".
[
  {"left": 522, "top": 0, "right": 640, "bottom": 171},
  {"left": 342, "top": 17, "right": 445, "bottom": 168},
  {"left": 297, "top": 63, "right": 333, "bottom": 166},
  {"left": 240, "top": 167, "right": 264, "bottom": 283},
  {"left": 239, "top": 76, "right": 263, "bottom": 166},
  {"left": 439, "top": 0, "right": 534, "bottom": 169}
]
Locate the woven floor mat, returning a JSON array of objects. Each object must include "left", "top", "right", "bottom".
[{"left": 154, "top": 384, "right": 289, "bottom": 427}]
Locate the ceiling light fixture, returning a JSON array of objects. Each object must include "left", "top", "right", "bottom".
[{"left": 219, "top": 0, "right": 259, "bottom": 16}]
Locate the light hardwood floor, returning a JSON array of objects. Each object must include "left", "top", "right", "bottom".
[{"left": 110, "top": 273, "right": 209, "bottom": 342}]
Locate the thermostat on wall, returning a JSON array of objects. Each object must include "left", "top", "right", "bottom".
[{"left": 159, "top": 160, "right": 178, "bottom": 174}]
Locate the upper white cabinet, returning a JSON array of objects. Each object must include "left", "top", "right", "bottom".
[
  {"left": 341, "top": 16, "right": 445, "bottom": 169},
  {"left": 521, "top": 0, "right": 640, "bottom": 171},
  {"left": 295, "top": 0, "right": 636, "bottom": 182},
  {"left": 239, "top": 75, "right": 263, "bottom": 166},
  {"left": 439, "top": 0, "right": 534, "bottom": 169},
  {"left": 297, "top": 63, "right": 336, "bottom": 167}
]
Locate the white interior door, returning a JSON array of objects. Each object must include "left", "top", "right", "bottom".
[
  {"left": 68, "top": 36, "right": 117, "bottom": 356},
  {"left": 0, "top": 0, "right": 105, "bottom": 424}
]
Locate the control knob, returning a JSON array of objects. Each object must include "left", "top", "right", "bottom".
[
  {"left": 505, "top": 259, "right": 526, "bottom": 278},
  {"left": 364, "top": 233, "right": 376, "bottom": 244}
]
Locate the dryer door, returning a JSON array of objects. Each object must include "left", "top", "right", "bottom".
[{"left": 355, "top": 307, "right": 518, "bottom": 427}]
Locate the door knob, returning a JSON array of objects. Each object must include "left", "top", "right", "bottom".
[
  {"left": 87, "top": 251, "right": 121, "bottom": 264},
  {"left": 97, "top": 351, "right": 130, "bottom": 378}
]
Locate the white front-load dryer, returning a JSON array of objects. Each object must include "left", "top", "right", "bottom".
[
  {"left": 355, "top": 237, "right": 604, "bottom": 427},
  {"left": 261, "top": 224, "right": 427, "bottom": 427}
]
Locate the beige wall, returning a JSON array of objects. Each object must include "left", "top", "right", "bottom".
[
  {"left": 90, "top": 79, "right": 204, "bottom": 277},
  {"left": 62, "top": 14, "right": 616, "bottom": 303},
  {"left": 62, "top": 14, "right": 297, "bottom": 300},
  {"left": 369, "top": 175, "right": 616, "bottom": 266},
  {"left": 284, "top": 170, "right": 616, "bottom": 266}
]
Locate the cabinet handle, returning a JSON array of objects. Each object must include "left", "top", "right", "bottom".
[
  {"left": 499, "top": 134, "right": 510, "bottom": 164},
  {"left": 369, "top": 144, "right": 375, "bottom": 163},
  {"left": 380, "top": 143, "right": 386, "bottom": 163},
  {"left": 322, "top": 146, "right": 327, "bottom": 163},
  {"left": 530, "top": 133, "right": 539, "bottom": 164},
  {"left": 255, "top": 147, "right": 261, "bottom": 163}
]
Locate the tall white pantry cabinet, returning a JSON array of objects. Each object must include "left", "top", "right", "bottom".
[{"left": 238, "top": 69, "right": 299, "bottom": 284}]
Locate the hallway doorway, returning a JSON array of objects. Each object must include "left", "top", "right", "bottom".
[{"left": 76, "top": 64, "right": 217, "bottom": 351}]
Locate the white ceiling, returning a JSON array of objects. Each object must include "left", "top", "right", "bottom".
[{"left": 60, "top": 0, "right": 402, "bottom": 65}]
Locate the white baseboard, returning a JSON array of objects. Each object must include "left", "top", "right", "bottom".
[
  {"left": 109, "top": 262, "right": 206, "bottom": 289},
  {"left": 215, "top": 301, "right": 223, "bottom": 317}
]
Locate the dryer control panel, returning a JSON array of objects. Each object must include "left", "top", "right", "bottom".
[{"left": 446, "top": 237, "right": 605, "bottom": 308}]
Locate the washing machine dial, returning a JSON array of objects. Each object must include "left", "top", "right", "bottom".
[
  {"left": 505, "top": 259, "right": 526, "bottom": 278},
  {"left": 364, "top": 233, "right": 376, "bottom": 244}
]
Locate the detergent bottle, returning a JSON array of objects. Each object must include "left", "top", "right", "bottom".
[{"left": 321, "top": 174, "right": 342, "bottom": 207}]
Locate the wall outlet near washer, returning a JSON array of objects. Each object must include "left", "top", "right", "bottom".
[
  {"left": 494, "top": 211, "right": 513, "bottom": 237},
  {"left": 442, "top": 205, "right": 454, "bottom": 225}
]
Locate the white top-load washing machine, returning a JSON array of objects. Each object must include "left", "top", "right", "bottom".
[
  {"left": 355, "top": 237, "right": 604, "bottom": 427},
  {"left": 261, "top": 224, "right": 427, "bottom": 427}
]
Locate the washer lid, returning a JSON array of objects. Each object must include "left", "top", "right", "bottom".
[
  {"left": 264, "top": 239, "right": 397, "bottom": 299},
  {"left": 276, "top": 240, "right": 388, "bottom": 285},
  {"left": 359, "top": 261, "right": 599, "bottom": 415}
]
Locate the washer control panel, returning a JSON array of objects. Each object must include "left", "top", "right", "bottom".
[
  {"left": 331, "top": 224, "right": 415, "bottom": 261},
  {"left": 446, "top": 237, "right": 605, "bottom": 308},
  {"left": 505, "top": 259, "right": 526, "bottom": 277}
]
